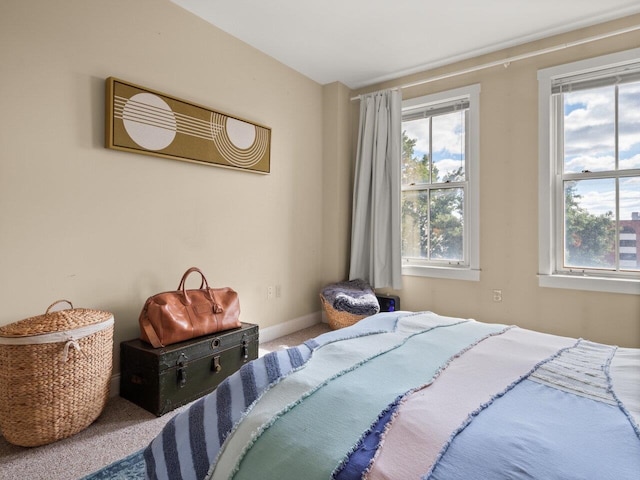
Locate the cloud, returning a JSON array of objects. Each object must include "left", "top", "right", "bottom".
[
  {"left": 403, "top": 111, "right": 465, "bottom": 161},
  {"left": 403, "top": 119, "right": 429, "bottom": 158},
  {"left": 563, "top": 83, "right": 640, "bottom": 169},
  {"left": 620, "top": 152, "right": 640, "bottom": 170},
  {"left": 573, "top": 178, "right": 640, "bottom": 219},
  {"left": 565, "top": 154, "right": 615, "bottom": 172},
  {"left": 564, "top": 88, "right": 615, "bottom": 160},
  {"left": 432, "top": 112, "right": 464, "bottom": 155},
  {"left": 433, "top": 158, "right": 464, "bottom": 179}
]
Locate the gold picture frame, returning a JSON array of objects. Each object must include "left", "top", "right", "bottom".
[{"left": 105, "top": 77, "right": 271, "bottom": 173}]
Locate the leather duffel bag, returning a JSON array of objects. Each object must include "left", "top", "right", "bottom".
[{"left": 139, "top": 267, "right": 240, "bottom": 348}]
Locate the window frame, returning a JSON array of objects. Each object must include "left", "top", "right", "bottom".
[
  {"left": 538, "top": 48, "right": 640, "bottom": 295},
  {"left": 401, "top": 84, "right": 481, "bottom": 281}
]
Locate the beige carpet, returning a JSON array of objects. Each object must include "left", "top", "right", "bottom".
[{"left": 0, "top": 323, "right": 331, "bottom": 480}]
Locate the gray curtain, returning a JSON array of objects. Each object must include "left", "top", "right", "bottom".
[{"left": 349, "top": 89, "right": 402, "bottom": 289}]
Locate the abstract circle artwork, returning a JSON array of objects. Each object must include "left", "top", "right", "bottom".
[{"left": 106, "top": 77, "right": 271, "bottom": 173}]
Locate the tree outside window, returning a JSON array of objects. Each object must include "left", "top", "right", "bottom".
[{"left": 401, "top": 108, "right": 466, "bottom": 265}]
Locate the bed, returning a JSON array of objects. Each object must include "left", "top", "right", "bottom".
[{"left": 143, "top": 311, "right": 640, "bottom": 479}]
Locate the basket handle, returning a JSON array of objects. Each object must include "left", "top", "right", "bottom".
[{"left": 45, "top": 300, "right": 74, "bottom": 314}]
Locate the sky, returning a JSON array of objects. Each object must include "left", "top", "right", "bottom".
[
  {"left": 564, "top": 81, "right": 640, "bottom": 219},
  {"left": 402, "top": 110, "right": 465, "bottom": 182}
]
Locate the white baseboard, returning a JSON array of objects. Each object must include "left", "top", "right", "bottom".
[
  {"left": 258, "top": 311, "right": 323, "bottom": 343},
  {"left": 110, "top": 311, "right": 324, "bottom": 398}
]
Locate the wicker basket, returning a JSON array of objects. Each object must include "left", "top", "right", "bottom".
[
  {"left": 320, "top": 295, "right": 367, "bottom": 330},
  {"left": 0, "top": 300, "right": 114, "bottom": 447}
]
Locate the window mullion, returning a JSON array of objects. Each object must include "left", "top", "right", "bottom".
[
  {"left": 614, "top": 85, "right": 620, "bottom": 273},
  {"left": 427, "top": 187, "right": 432, "bottom": 261},
  {"left": 562, "top": 169, "right": 640, "bottom": 182},
  {"left": 555, "top": 94, "right": 566, "bottom": 274},
  {"left": 464, "top": 109, "right": 470, "bottom": 263},
  {"left": 427, "top": 116, "right": 432, "bottom": 260},
  {"left": 615, "top": 85, "right": 619, "bottom": 172},
  {"left": 615, "top": 178, "right": 620, "bottom": 272},
  {"left": 428, "top": 116, "right": 434, "bottom": 184}
]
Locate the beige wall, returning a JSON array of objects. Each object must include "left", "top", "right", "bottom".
[
  {"left": 2, "top": 0, "right": 638, "bottom": 373},
  {"left": 322, "top": 82, "right": 353, "bottom": 285},
  {"left": 0, "top": 0, "right": 328, "bottom": 373},
  {"left": 351, "top": 15, "right": 640, "bottom": 348}
]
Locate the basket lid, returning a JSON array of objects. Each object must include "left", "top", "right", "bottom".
[{"left": 0, "top": 300, "right": 113, "bottom": 338}]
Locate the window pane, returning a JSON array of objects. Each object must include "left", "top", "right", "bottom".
[
  {"left": 402, "top": 190, "right": 429, "bottom": 258},
  {"left": 619, "top": 82, "right": 640, "bottom": 170},
  {"left": 402, "top": 119, "right": 431, "bottom": 185},
  {"left": 563, "top": 86, "right": 615, "bottom": 173},
  {"left": 430, "top": 188, "right": 464, "bottom": 261},
  {"left": 432, "top": 111, "right": 465, "bottom": 182},
  {"left": 564, "top": 179, "right": 616, "bottom": 269},
  {"left": 619, "top": 177, "right": 640, "bottom": 271}
]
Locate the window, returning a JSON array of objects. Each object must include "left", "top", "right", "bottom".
[
  {"left": 401, "top": 84, "right": 480, "bottom": 281},
  {"left": 538, "top": 48, "right": 640, "bottom": 294}
]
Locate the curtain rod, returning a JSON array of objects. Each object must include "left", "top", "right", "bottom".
[{"left": 350, "top": 23, "right": 640, "bottom": 101}]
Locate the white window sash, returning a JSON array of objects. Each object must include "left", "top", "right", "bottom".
[
  {"left": 401, "top": 84, "right": 480, "bottom": 281},
  {"left": 538, "top": 48, "right": 640, "bottom": 294}
]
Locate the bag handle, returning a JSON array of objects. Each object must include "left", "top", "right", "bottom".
[
  {"left": 176, "top": 267, "right": 214, "bottom": 305},
  {"left": 140, "top": 315, "right": 164, "bottom": 348}
]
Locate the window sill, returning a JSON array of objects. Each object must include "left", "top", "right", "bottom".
[
  {"left": 538, "top": 274, "right": 640, "bottom": 295},
  {"left": 402, "top": 265, "right": 480, "bottom": 281}
]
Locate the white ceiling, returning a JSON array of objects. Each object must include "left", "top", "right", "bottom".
[{"left": 171, "top": 0, "right": 640, "bottom": 89}]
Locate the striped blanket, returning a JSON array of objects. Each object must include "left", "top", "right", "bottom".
[{"left": 144, "top": 312, "right": 640, "bottom": 480}]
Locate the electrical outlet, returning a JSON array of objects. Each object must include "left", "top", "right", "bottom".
[
  {"left": 267, "top": 286, "right": 274, "bottom": 299},
  {"left": 492, "top": 289, "right": 503, "bottom": 302}
]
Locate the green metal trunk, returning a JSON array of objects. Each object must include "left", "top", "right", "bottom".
[{"left": 119, "top": 322, "right": 258, "bottom": 416}]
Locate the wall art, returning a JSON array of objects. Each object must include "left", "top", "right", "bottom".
[{"left": 105, "top": 77, "right": 271, "bottom": 173}]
